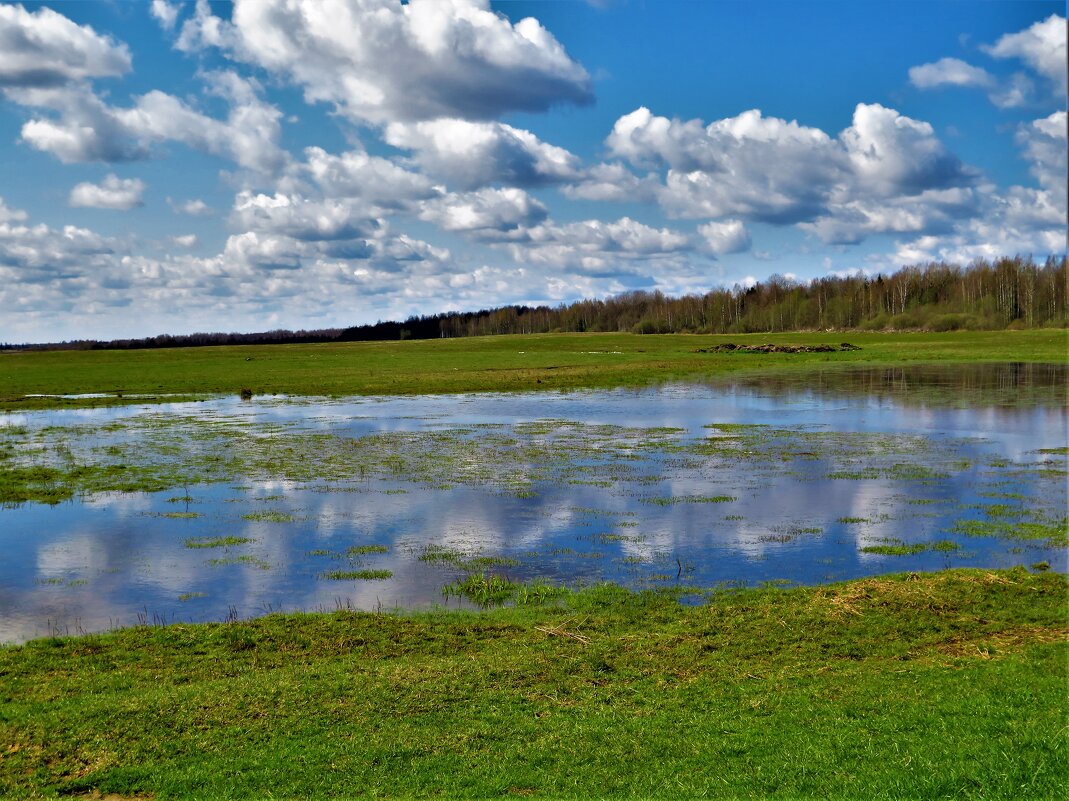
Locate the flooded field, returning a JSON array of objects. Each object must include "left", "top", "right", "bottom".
[{"left": 1, "top": 363, "right": 1065, "bottom": 643}]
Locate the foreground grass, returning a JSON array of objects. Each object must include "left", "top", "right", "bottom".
[
  {"left": 2, "top": 329, "right": 1065, "bottom": 410},
  {"left": 1, "top": 569, "right": 1066, "bottom": 799}
]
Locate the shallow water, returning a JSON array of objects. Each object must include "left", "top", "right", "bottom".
[{"left": 2, "top": 363, "right": 1066, "bottom": 643}]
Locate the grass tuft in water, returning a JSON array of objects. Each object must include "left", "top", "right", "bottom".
[
  {"left": 322, "top": 569, "right": 393, "bottom": 581},
  {"left": 346, "top": 545, "right": 389, "bottom": 556},
  {"left": 184, "top": 536, "right": 255, "bottom": 549},
  {"left": 240, "top": 511, "right": 294, "bottom": 523},
  {"left": 861, "top": 539, "right": 961, "bottom": 556}
]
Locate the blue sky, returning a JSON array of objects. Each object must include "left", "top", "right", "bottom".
[{"left": 0, "top": 0, "right": 1064, "bottom": 342}]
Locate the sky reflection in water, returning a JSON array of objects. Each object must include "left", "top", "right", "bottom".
[{"left": 2, "top": 363, "right": 1065, "bottom": 643}]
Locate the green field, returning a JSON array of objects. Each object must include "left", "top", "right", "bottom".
[
  {"left": 2, "top": 329, "right": 1066, "bottom": 410},
  {"left": 1, "top": 569, "right": 1065, "bottom": 799},
  {"left": 3, "top": 331, "right": 1066, "bottom": 799}
]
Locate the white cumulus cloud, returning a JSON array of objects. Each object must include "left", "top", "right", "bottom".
[
  {"left": 173, "top": 0, "right": 592, "bottom": 124},
  {"left": 0, "top": 197, "right": 29, "bottom": 224},
  {"left": 231, "top": 192, "right": 382, "bottom": 242},
  {"left": 984, "top": 14, "right": 1068, "bottom": 95},
  {"left": 13, "top": 71, "right": 287, "bottom": 173},
  {"left": 698, "top": 220, "right": 751, "bottom": 255},
  {"left": 909, "top": 57, "right": 993, "bottom": 90},
  {"left": 170, "top": 198, "right": 212, "bottom": 217},
  {"left": 149, "top": 0, "right": 180, "bottom": 32},
  {"left": 299, "top": 146, "right": 438, "bottom": 207},
  {"left": 840, "top": 103, "right": 974, "bottom": 196},
  {"left": 501, "top": 216, "right": 693, "bottom": 275},
  {"left": 419, "top": 187, "right": 547, "bottom": 235},
  {"left": 69, "top": 174, "right": 145, "bottom": 209},
  {"left": 385, "top": 118, "right": 581, "bottom": 189},
  {"left": 908, "top": 56, "right": 1034, "bottom": 109},
  {"left": 604, "top": 103, "right": 977, "bottom": 238},
  {"left": 0, "top": 4, "right": 130, "bottom": 88}
]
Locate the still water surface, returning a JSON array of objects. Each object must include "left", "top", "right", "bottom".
[{"left": 2, "top": 363, "right": 1065, "bottom": 643}]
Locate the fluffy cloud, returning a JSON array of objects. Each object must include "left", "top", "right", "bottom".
[
  {"left": 171, "top": 234, "right": 198, "bottom": 248},
  {"left": 222, "top": 231, "right": 303, "bottom": 271},
  {"left": 149, "top": 1, "right": 180, "bottom": 32},
  {"left": 170, "top": 198, "right": 212, "bottom": 217},
  {"left": 0, "top": 3, "right": 130, "bottom": 88},
  {"left": 801, "top": 187, "right": 982, "bottom": 245},
  {"left": 840, "top": 103, "right": 974, "bottom": 196},
  {"left": 0, "top": 201, "right": 462, "bottom": 342},
  {"left": 991, "top": 111, "right": 1069, "bottom": 235},
  {"left": 173, "top": 0, "right": 592, "bottom": 124},
  {"left": 69, "top": 174, "right": 145, "bottom": 210},
  {"left": 502, "top": 216, "right": 693, "bottom": 275},
  {"left": 231, "top": 192, "right": 382, "bottom": 242},
  {"left": 385, "top": 118, "right": 580, "bottom": 189},
  {"left": 984, "top": 14, "right": 1067, "bottom": 95},
  {"left": 908, "top": 57, "right": 993, "bottom": 90},
  {"left": 226, "top": 190, "right": 450, "bottom": 274},
  {"left": 880, "top": 112, "right": 1066, "bottom": 265},
  {"left": 908, "top": 56, "right": 1033, "bottom": 109},
  {"left": 0, "top": 197, "right": 29, "bottom": 224},
  {"left": 419, "top": 188, "right": 547, "bottom": 235},
  {"left": 604, "top": 104, "right": 976, "bottom": 238},
  {"left": 299, "top": 146, "right": 438, "bottom": 207},
  {"left": 561, "top": 163, "right": 660, "bottom": 203},
  {"left": 1016, "top": 111, "right": 1068, "bottom": 195},
  {"left": 608, "top": 106, "right": 848, "bottom": 223},
  {"left": 0, "top": 201, "right": 117, "bottom": 286},
  {"left": 698, "top": 220, "right": 751, "bottom": 255},
  {"left": 13, "top": 71, "right": 286, "bottom": 172}
]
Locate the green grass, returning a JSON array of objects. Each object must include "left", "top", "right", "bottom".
[
  {"left": 2, "top": 330, "right": 1065, "bottom": 410},
  {"left": 321, "top": 569, "right": 393, "bottom": 581},
  {"left": 346, "top": 544, "right": 390, "bottom": 556},
  {"left": 0, "top": 569, "right": 1065, "bottom": 799},
  {"left": 643, "top": 494, "right": 736, "bottom": 505},
  {"left": 860, "top": 539, "right": 961, "bottom": 556},
  {"left": 184, "top": 536, "right": 255, "bottom": 549},
  {"left": 240, "top": 510, "right": 294, "bottom": 523}
]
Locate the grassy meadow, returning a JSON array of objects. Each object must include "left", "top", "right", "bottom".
[
  {"left": 1, "top": 569, "right": 1066, "bottom": 799},
  {"left": 2, "top": 329, "right": 1066, "bottom": 410},
  {"left": 2, "top": 330, "right": 1066, "bottom": 798}
]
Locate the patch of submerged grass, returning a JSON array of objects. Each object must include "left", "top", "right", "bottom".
[
  {"left": 416, "top": 544, "right": 519, "bottom": 572},
  {"left": 860, "top": 539, "right": 961, "bottom": 556},
  {"left": 240, "top": 510, "right": 294, "bottom": 523},
  {"left": 206, "top": 555, "right": 271, "bottom": 570},
  {"left": 952, "top": 518, "right": 1068, "bottom": 547},
  {"left": 322, "top": 569, "right": 393, "bottom": 581},
  {"left": 184, "top": 536, "right": 255, "bottom": 549},
  {"left": 416, "top": 544, "right": 471, "bottom": 565},
  {"left": 837, "top": 516, "right": 870, "bottom": 524},
  {"left": 346, "top": 544, "right": 389, "bottom": 556},
  {"left": 442, "top": 575, "right": 564, "bottom": 608},
  {"left": 828, "top": 463, "right": 949, "bottom": 481},
  {"left": 642, "top": 494, "right": 736, "bottom": 506}
]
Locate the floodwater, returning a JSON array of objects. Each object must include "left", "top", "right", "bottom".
[{"left": 1, "top": 363, "right": 1065, "bottom": 643}]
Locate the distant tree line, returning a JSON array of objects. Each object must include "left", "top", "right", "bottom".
[{"left": 4, "top": 256, "right": 1065, "bottom": 351}]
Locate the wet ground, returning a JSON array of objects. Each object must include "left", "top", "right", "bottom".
[{"left": 1, "top": 363, "right": 1065, "bottom": 642}]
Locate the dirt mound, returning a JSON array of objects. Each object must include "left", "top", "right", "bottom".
[{"left": 694, "top": 342, "right": 861, "bottom": 354}]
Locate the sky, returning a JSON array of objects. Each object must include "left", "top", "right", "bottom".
[{"left": 0, "top": 0, "right": 1065, "bottom": 343}]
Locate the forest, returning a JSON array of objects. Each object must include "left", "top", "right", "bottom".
[{"left": 7, "top": 255, "right": 1065, "bottom": 350}]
